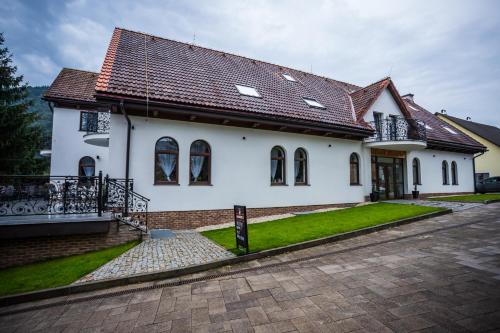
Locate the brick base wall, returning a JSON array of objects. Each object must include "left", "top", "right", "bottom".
[
  {"left": 0, "top": 221, "right": 141, "bottom": 269},
  {"left": 404, "top": 191, "right": 474, "bottom": 199},
  {"left": 148, "top": 203, "right": 357, "bottom": 230}
]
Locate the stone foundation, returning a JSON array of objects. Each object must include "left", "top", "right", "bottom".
[
  {"left": 147, "top": 203, "right": 357, "bottom": 230},
  {"left": 0, "top": 221, "right": 141, "bottom": 269}
]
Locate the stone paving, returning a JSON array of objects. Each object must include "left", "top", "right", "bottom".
[
  {"left": 1, "top": 203, "right": 500, "bottom": 332},
  {"left": 385, "top": 199, "right": 484, "bottom": 211},
  {"left": 77, "top": 231, "right": 235, "bottom": 283}
]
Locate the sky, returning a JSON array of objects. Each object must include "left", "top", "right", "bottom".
[{"left": 1, "top": 0, "right": 500, "bottom": 126}]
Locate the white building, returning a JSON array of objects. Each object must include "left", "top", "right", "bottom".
[{"left": 44, "top": 28, "right": 485, "bottom": 229}]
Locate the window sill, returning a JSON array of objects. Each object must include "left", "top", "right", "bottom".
[
  {"left": 154, "top": 182, "right": 180, "bottom": 186},
  {"left": 350, "top": 183, "right": 363, "bottom": 186},
  {"left": 271, "top": 183, "right": 288, "bottom": 186},
  {"left": 189, "top": 183, "right": 213, "bottom": 186},
  {"left": 295, "top": 183, "right": 310, "bottom": 186}
]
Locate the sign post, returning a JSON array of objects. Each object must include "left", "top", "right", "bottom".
[{"left": 234, "top": 205, "right": 249, "bottom": 254}]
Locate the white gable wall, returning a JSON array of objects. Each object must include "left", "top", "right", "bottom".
[
  {"left": 50, "top": 107, "right": 109, "bottom": 176},
  {"left": 364, "top": 88, "right": 405, "bottom": 123}
]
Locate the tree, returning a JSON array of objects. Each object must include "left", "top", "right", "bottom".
[{"left": 0, "top": 33, "right": 48, "bottom": 174}]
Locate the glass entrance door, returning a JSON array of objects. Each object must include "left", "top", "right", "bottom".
[{"left": 372, "top": 156, "right": 405, "bottom": 200}]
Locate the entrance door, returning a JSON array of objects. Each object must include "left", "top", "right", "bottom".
[
  {"left": 372, "top": 156, "right": 405, "bottom": 200},
  {"left": 377, "top": 164, "right": 394, "bottom": 200}
]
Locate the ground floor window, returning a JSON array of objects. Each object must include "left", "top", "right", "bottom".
[
  {"left": 350, "top": 153, "right": 360, "bottom": 185},
  {"left": 78, "top": 156, "right": 95, "bottom": 177},
  {"left": 442, "top": 161, "right": 449, "bottom": 185},
  {"left": 271, "top": 146, "right": 286, "bottom": 185},
  {"left": 412, "top": 158, "right": 421, "bottom": 185},
  {"left": 451, "top": 161, "right": 458, "bottom": 185},
  {"left": 294, "top": 148, "right": 307, "bottom": 185},
  {"left": 155, "top": 137, "right": 179, "bottom": 184},
  {"left": 190, "top": 140, "right": 211, "bottom": 185}
]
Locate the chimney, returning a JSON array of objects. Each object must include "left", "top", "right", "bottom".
[
  {"left": 466, "top": 116, "right": 471, "bottom": 121},
  {"left": 441, "top": 109, "right": 447, "bottom": 114},
  {"left": 402, "top": 93, "right": 414, "bottom": 102}
]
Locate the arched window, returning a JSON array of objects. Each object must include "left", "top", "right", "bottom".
[
  {"left": 412, "top": 158, "right": 421, "bottom": 185},
  {"left": 451, "top": 161, "right": 458, "bottom": 185},
  {"left": 294, "top": 148, "right": 308, "bottom": 185},
  {"left": 155, "top": 137, "right": 179, "bottom": 184},
  {"left": 190, "top": 140, "right": 211, "bottom": 184},
  {"left": 78, "top": 156, "right": 95, "bottom": 177},
  {"left": 350, "top": 153, "right": 360, "bottom": 185},
  {"left": 442, "top": 160, "right": 449, "bottom": 185},
  {"left": 271, "top": 146, "right": 286, "bottom": 185}
]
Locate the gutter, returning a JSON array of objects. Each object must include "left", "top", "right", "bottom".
[{"left": 119, "top": 101, "right": 131, "bottom": 217}]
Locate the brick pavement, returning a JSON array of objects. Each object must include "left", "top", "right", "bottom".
[{"left": 0, "top": 203, "right": 499, "bottom": 332}]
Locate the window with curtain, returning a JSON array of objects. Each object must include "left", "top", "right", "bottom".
[
  {"left": 350, "top": 153, "right": 360, "bottom": 185},
  {"left": 78, "top": 156, "right": 95, "bottom": 177},
  {"left": 271, "top": 146, "right": 286, "bottom": 185},
  {"left": 190, "top": 140, "right": 211, "bottom": 184},
  {"left": 79, "top": 111, "right": 98, "bottom": 131},
  {"left": 442, "top": 160, "right": 449, "bottom": 185},
  {"left": 412, "top": 158, "right": 421, "bottom": 185},
  {"left": 451, "top": 161, "right": 458, "bottom": 185},
  {"left": 155, "top": 137, "right": 179, "bottom": 184},
  {"left": 294, "top": 148, "right": 308, "bottom": 185}
]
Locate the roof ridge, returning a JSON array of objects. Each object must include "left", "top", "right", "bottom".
[
  {"left": 62, "top": 67, "right": 99, "bottom": 75},
  {"left": 350, "top": 76, "right": 391, "bottom": 94},
  {"left": 113, "top": 27, "right": 359, "bottom": 92},
  {"left": 442, "top": 114, "right": 500, "bottom": 130}
]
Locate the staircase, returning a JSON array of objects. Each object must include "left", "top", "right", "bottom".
[{"left": 103, "top": 177, "right": 150, "bottom": 233}]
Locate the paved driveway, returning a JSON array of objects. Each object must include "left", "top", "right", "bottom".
[
  {"left": 385, "top": 199, "right": 484, "bottom": 211},
  {"left": 1, "top": 203, "right": 499, "bottom": 332}
]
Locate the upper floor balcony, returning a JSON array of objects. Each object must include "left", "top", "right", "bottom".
[
  {"left": 82, "top": 111, "right": 110, "bottom": 147},
  {"left": 364, "top": 116, "right": 427, "bottom": 151}
]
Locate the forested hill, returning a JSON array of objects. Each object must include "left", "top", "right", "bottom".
[{"left": 27, "top": 86, "right": 52, "bottom": 147}]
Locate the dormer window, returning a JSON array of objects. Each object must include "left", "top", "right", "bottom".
[
  {"left": 235, "top": 85, "right": 261, "bottom": 97},
  {"left": 443, "top": 126, "right": 457, "bottom": 134},
  {"left": 282, "top": 73, "right": 296, "bottom": 82},
  {"left": 303, "top": 97, "right": 325, "bottom": 109}
]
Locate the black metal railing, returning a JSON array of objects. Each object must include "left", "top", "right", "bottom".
[
  {"left": 104, "top": 177, "right": 149, "bottom": 230},
  {"left": 0, "top": 174, "right": 102, "bottom": 216},
  {"left": 366, "top": 117, "right": 426, "bottom": 142},
  {"left": 0, "top": 173, "right": 149, "bottom": 231},
  {"left": 86, "top": 111, "right": 110, "bottom": 134}
]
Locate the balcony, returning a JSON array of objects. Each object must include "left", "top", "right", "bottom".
[
  {"left": 83, "top": 112, "right": 110, "bottom": 147},
  {"left": 364, "top": 116, "right": 427, "bottom": 150}
]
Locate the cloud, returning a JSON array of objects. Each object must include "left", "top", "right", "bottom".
[
  {"left": 16, "top": 54, "right": 59, "bottom": 86},
  {"left": 2, "top": 0, "right": 499, "bottom": 126}
]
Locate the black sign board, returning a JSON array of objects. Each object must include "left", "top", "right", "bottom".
[{"left": 234, "top": 205, "right": 249, "bottom": 254}]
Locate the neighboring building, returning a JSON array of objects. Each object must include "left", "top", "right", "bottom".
[
  {"left": 436, "top": 113, "right": 500, "bottom": 182},
  {"left": 43, "top": 27, "right": 486, "bottom": 229}
]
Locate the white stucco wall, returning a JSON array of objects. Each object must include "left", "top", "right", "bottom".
[
  {"left": 406, "top": 149, "right": 474, "bottom": 194},
  {"left": 50, "top": 107, "right": 109, "bottom": 176},
  {"left": 108, "top": 115, "right": 368, "bottom": 212}
]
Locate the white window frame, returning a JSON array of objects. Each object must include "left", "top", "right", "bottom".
[
  {"left": 235, "top": 84, "right": 261, "bottom": 98},
  {"left": 282, "top": 73, "right": 296, "bottom": 82},
  {"left": 303, "top": 97, "right": 325, "bottom": 109}
]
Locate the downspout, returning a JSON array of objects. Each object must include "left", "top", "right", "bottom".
[
  {"left": 472, "top": 150, "right": 486, "bottom": 193},
  {"left": 120, "top": 100, "right": 131, "bottom": 217}
]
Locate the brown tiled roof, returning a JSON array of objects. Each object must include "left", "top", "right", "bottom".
[
  {"left": 350, "top": 78, "right": 390, "bottom": 120},
  {"left": 404, "top": 99, "right": 485, "bottom": 150},
  {"left": 438, "top": 114, "right": 500, "bottom": 147},
  {"left": 44, "top": 68, "right": 98, "bottom": 103},
  {"left": 95, "top": 28, "right": 367, "bottom": 130}
]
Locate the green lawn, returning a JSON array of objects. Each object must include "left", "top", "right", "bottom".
[
  {"left": 0, "top": 240, "right": 140, "bottom": 297},
  {"left": 202, "top": 203, "right": 443, "bottom": 254},
  {"left": 429, "top": 193, "right": 500, "bottom": 203}
]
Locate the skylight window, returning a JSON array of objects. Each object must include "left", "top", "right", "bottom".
[
  {"left": 235, "top": 85, "right": 261, "bottom": 97},
  {"left": 425, "top": 125, "right": 433, "bottom": 130},
  {"left": 443, "top": 126, "right": 458, "bottom": 134},
  {"left": 303, "top": 97, "right": 325, "bottom": 109},
  {"left": 282, "top": 73, "right": 296, "bottom": 82}
]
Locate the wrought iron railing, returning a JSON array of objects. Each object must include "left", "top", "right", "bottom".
[
  {"left": 0, "top": 175, "right": 102, "bottom": 216},
  {"left": 86, "top": 111, "right": 110, "bottom": 134},
  {"left": 104, "top": 177, "right": 149, "bottom": 231},
  {"left": 366, "top": 117, "right": 426, "bottom": 142}
]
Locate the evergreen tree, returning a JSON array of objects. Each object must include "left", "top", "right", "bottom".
[{"left": 0, "top": 32, "right": 48, "bottom": 174}]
